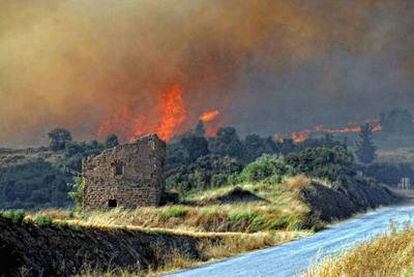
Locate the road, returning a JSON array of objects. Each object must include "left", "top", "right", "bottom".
[{"left": 168, "top": 204, "right": 414, "bottom": 277}]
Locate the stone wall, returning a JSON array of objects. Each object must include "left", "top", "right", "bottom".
[{"left": 83, "top": 134, "right": 166, "bottom": 210}]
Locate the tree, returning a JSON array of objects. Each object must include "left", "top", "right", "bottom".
[
  {"left": 179, "top": 134, "right": 209, "bottom": 161},
  {"left": 355, "top": 124, "right": 376, "bottom": 164},
  {"left": 244, "top": 134, "right": 277, "bottom": 162},
  {"left": 194, "top": 120, "right": 206, "bottom": 137},
  {"left": 209, "top": 127, "right": 247, "bottom": 162},
  {"left": 105, "top": 134, "right": 119, "bottom": 148},
  {"left": 48, "top": 128, "right": 72, "bottom": 151}
]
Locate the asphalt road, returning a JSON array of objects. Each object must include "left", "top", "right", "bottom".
[{"left": 168, "top": 204, "right": 414, "bottom": 277}]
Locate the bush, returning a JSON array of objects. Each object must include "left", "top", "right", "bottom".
[
  {"left": 159, "top": 206, "right": 188, "bottom": 221},
  {"left": 68, "top": 177, "right": 85, "bottom": 212},
  {"left": 239, "top": 155, "right": 293, "bottom": 183},
  {"left": 1, "top": 209, "right": 26, "bottom": 224},
  {"left": 166, "top": 155, "right": 242, "bottom": 192},
  {"left": 285, "top": 146, "right": 355, "bottom": 181},
  {"left": 34, "top": 215, "right": 53, "bottom": 227}
]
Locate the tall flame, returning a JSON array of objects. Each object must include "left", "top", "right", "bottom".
[
  {"left": 155, "top": 84, "right": 187, "bottom": 141},
  {"left": 98, "top": 83, "right": 188, "bottom": 142}
]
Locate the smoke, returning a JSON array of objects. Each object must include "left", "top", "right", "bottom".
[{"left": 0, "top": 0, "right": 413, "bottom": 146}]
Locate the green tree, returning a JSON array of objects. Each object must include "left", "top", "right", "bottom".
[
  {"left": 48, "top": 128, "right": 72, "bottom": 151},
  {"left": 105, "top": 134, "right": 119, "bottom": 148},
  {"left": 179, "top": 134, "right": 209, "bottom": 161},
  {"left": 355, "top": 123, "right": 376, "bottom": 164},
  {"left": 244, "top": 134, "right": 277, "bottom": 162},
  {"left": 209, "top": 127, "right": 247, "bottom": 162}
]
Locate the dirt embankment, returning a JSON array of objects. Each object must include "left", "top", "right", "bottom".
[
  {"left": 301, "top": 178, "right": 400, "bottom": 222},
  {"left": 0, "top": 217, "right": 215, "bottom": 276}
]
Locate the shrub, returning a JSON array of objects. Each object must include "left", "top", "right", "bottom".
[
  {"left": 239, "top": 155, "right": 293, "bottom": 182},
  {"left": 159, "top": 207, "right": 188, "bottom": 221},
  {"left": 34, "top": 215, "right": 53, "bottom": 227},
  {"left": 285, "top": 146, "right": 355, "bottom": 181},
  {"left": 68, "top": 177, "right": 85, "bottom": 212},
  {"left": 1, "top": 209, "right": 26, "bottom": 224}
]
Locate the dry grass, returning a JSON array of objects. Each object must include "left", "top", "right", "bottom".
[
  {"left": 25, "top": 175, "right": 317, "bottom": 276},
  {"left": 30, "top": 175, "right": 316, "bottom": 234},
  {"left": 307, "top": 225, "right": 414, "bottom": 277},
  {"left": 75, "top": 227, "right": 309, "bottom": 276}
]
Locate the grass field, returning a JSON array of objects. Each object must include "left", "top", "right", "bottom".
[
  {"left": 18, "top": 174, "right": 320, "bottom": 275},
  {"left": 29, "top": 175, "right": 320, "bottom": 234},
  {"left": 307, "top": 225, "right": 414, "bottom": 277}
]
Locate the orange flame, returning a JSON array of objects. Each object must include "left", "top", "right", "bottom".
[
  {"left": 292, "top": 132, "right": 310, "bottom": 143},
  {"left": 199, "top": 109, "right": 222, "bottom": 137},
  {"left": 155, "top": 84, "right": 187, "bottom": 141},
  {"left": 98, "top": 83, "right": 187, "bottom": 142},
  {"left": 200, "top": 110, "right": 220, "bottom": 122},
  {"left": 277, "top": 118, "right": 383, "bottom": 143}
]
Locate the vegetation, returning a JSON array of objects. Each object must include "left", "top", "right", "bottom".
[
  {"left": 0, "top": 209, "right": 26, "bottom": 224},
  {"left": 285, "top": 146, "right": 355, "bottom": 182},
  {"left": 48, "top": 128, "right": 73, "bottom": 151},
  {"left": 0, "top": 157, "right": 72, "bottom": 209},
  {"left": 0, "top": 131, "right": 118, "bottom": 210},
  {"left": 39, "top": 175, "right": 315, "bottom": 233},
  {"left": 68, "top": 177, "right": 85, "bottom": 211},
  {"left": 34, "top": 215, "right": 54, "bottom": 227},
  {"left": 307, "top": 226, "right": 414, "bottom": 277},
  {"left": 355, "top": 123, "right": 376, "bottom": 164}
]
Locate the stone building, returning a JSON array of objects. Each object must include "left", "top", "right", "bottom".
[{"left": 82, "top": 134, "right": 166, "bottom": 210}]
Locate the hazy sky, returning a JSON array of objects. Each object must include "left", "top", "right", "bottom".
[{"left": 1, "top": 0, "right": 413, "bottom": 147}]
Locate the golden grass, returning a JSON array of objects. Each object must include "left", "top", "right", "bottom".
[{"left": 307, "top": 225, "right": 414, "bottom": 277}]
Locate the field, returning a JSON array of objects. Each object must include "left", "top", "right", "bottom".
[
  {"left": 307, "top": 225, "right": 414, "bottom": 277},
  {"left": 17, "top": 175, "right": 316, "bottom": 275}
]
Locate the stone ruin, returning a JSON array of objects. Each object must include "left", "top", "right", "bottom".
[{"left": 82, "top": 134, "right": 166, "bottom": 210}]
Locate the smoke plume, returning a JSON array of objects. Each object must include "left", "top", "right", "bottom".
[{"left": 0, "top": 0, "right": 413, "bottom": 146}]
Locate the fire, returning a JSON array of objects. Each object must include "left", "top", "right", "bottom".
[
  {"left": 98, "top": 83, "right": 187, "bottom": 142},
  {"left": 200, "top": 110, "right": 220, "bottom": 122},
  {"left": 292, "top": 132, "right": 310, "bottom": 143},
  {"left": 155, "top": 84, "right": 187, "bottom": 141},
  {"left": 199, "top": 109, "right": 222, "bottom": 137},
  {"left": 278, "top": 119, "right": 383, "bottom": 143}
]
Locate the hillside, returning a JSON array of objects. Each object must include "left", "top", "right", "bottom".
[
  {"left": 0, "top": 148, "right": 72, "bottom": 209},
  {"left": 0, "top": 212, "right": 306, "bottom": 276},
  {"left": 0, "top": 141, "right": 401, "bottom": 275},
  {"left": 1, "top": 173, "right": 396, "bottom": 276}
]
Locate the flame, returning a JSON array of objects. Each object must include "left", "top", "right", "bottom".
[
  {"left": 200, "top": 110, "right": 220, "bottom": 123},
  {"left": 155, "top": 84, "right": 187, "bottom": 141},
  {"left": 292, "top": 132, "right": 310, "bottom": 143},
  {"left": 98, "top": 83, "right": 187, "bottom": 142},
  {"left": 277, "top": 118, "right": 383, "bottom": 143},
  {"left": 199, "top": 109, "right": 222, "bottom": 137}
]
